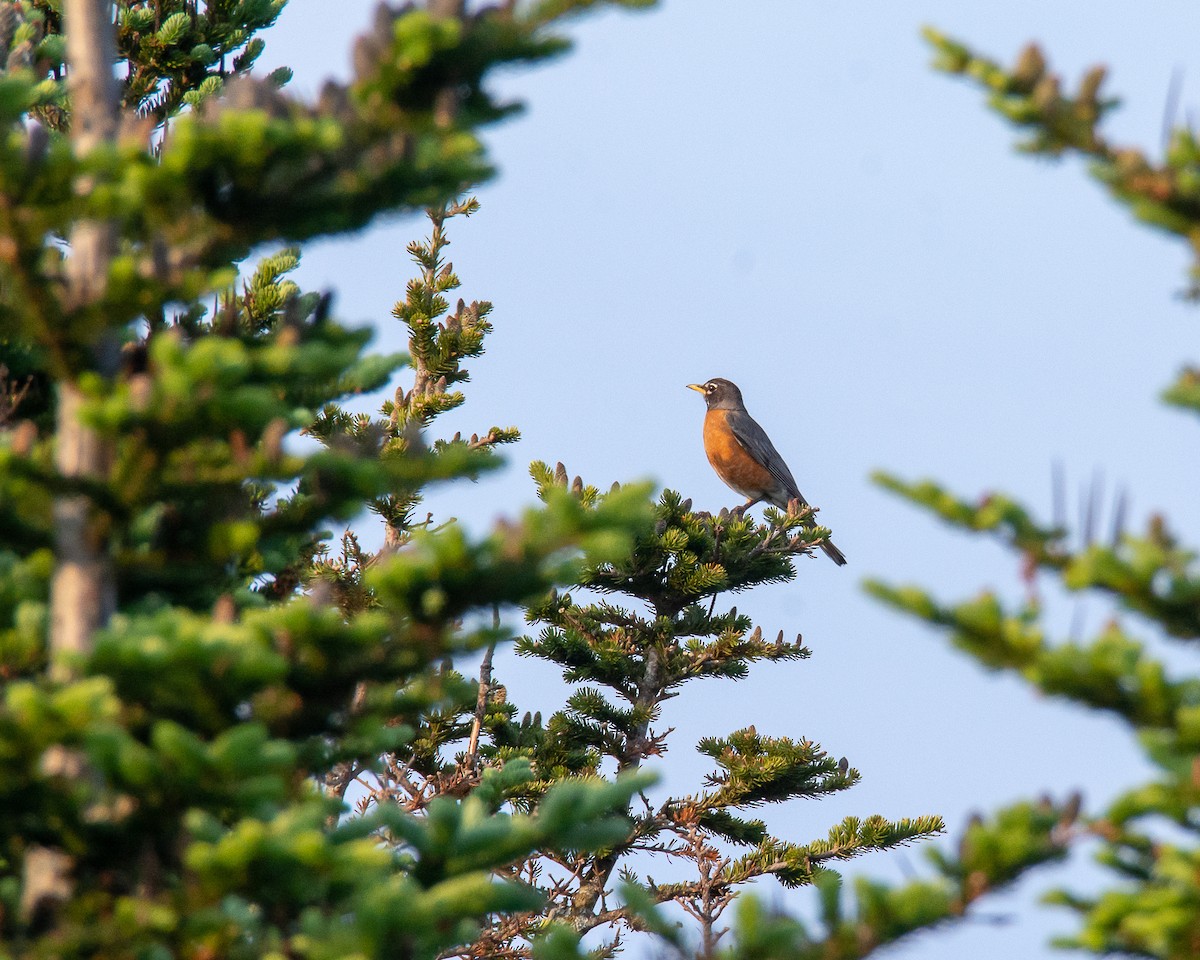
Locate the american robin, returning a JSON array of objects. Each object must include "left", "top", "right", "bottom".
[{"left": 687, "top": 378, "right": 847, "bottom": 566}]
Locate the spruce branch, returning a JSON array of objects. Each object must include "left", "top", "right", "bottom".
[
  {"left": 372, "top": 199, "right": 518, "bottom": 547},
  {"left": 873, "top": 472, "right": 1200, "bottom": 641},
  {"left": 923, "top": 28, "right": 1200, "bottom": 301}
]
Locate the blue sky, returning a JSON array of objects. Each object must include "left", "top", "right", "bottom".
[{"left": 259, "top": 3, "right": 1200, "bottom": 956}]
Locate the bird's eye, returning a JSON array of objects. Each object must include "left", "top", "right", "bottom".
[{"left": 706, "top": 383, "right": 715, "bottom": 393}]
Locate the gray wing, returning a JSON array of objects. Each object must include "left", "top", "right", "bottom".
[{"left": 726, "top": 409, "right": 806, "bottom": 505}]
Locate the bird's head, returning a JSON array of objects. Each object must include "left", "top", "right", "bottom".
[{"left": 686, "top": 377, "right": 743, "bottom": 411}]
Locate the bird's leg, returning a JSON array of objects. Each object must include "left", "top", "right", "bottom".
[{"left": 735, "top": 497, "right": 760, "bottom": 517}]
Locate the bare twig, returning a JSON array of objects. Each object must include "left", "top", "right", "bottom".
[
  {"left": 465, "top": 611, "right": 498, "bottom": 772},
  {"left": 1051, "top": 459, "right": 1066, "bottom": 532}
]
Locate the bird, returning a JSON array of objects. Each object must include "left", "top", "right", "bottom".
[{"left": 687, "top": 377, "right": 847, "bottom": 566}]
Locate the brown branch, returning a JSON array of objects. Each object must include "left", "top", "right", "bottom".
[
  {"left": 323, "top": 681, "right": 370, "bottom": 817},
  {"left": 0, "top": 367, "right": 33, "bottom": 426},
  {"left": 572, "top": 904, "right": 655, "bottom": 937},
  {"left": 572, "top": 645, "right": 665, "bottom": 916},
  {"left": 467, "top": 428, "right": 506, "bottom": 450},
  {"left": 465, "top": 615, "right": 497, "bottom": 772}
]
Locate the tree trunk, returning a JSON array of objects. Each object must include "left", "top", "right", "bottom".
[{"left": 50, "top": 0, "right": 119, "bottom": 677}]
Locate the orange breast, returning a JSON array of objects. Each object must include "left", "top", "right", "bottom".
[{"left": 703, "top": 409, "right": 774, "bottom": 498}]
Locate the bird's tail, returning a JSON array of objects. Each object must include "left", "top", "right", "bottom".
[{"left": 820, "top": 537, "right": 847, "bottom": 567}]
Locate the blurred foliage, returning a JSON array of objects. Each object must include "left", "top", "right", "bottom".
[{"left": 736, "top": 25, "right": 1200, "bottom": 960}]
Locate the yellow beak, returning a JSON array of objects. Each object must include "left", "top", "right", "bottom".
[{"left": 686, "top": 383, "right": 706, "bottom": 393}]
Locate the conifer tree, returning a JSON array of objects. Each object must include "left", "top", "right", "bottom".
[
  {"left": 494, "top": 481, "right": 942, "bottom": 956},
  {"left": 0, "top": 1, "right": 663, "bottom": 956},
  {"left": 706, "top": 28, "right": 1200, "bottom": 960}
]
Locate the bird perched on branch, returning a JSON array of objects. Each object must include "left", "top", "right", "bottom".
[{"left": 687, "top": 377, "right": 847, "bottom": 566}]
